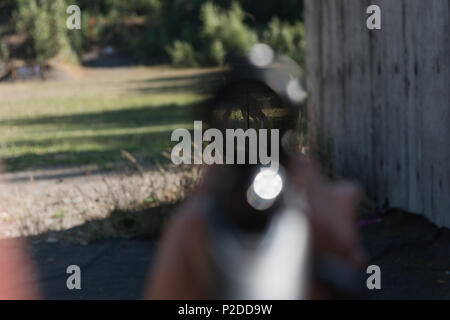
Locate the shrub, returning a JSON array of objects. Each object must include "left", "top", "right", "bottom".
[
  {"left": 207, "top": 39, "right": 226, "bottom": 65},
  {"left": 105, "top": 0, "right": 162, "bottom": 17},
  {"left": 0, "top": 39, "right": 9, "bottom": 63},
  {"left": 261, "top": 18, "right": 306, "bottom": 66},
  {"left": 78, "top": 12, "right": 108, "bottom": 49},
  {"left": 200, "top": 2, "right": 257, "bottom": 65},
  {"left": 138, "top": 27, "right": 170, "bottom": 63},
  {"left": 166, "top": 3, "right": 305, "bottom": 67},
  {"left": 166, "top": 40, "right": 198, "bottom": 67},
  {"left": 14, "top": 0, "right": 77, "bottom": 64}
]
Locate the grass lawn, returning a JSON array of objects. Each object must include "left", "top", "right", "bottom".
[{"left": 0, "top": 67, "right": 223, "bottom": 172}]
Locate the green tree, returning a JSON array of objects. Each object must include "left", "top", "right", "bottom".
[
  {"left": 200, "top": 2, "right": 257, "bottom": 65},
  {"left": 166, "top": 40, "right": 198, "bottom": 67},
  {"left": 14, "top": 0, "right": 76, "bottom": 64},
  {"left": 262, "top": 18, "right": 306, "bottom": 66},
  {"left": 0, "top": 38, "right": 9, "bottom": 63},
  {"left": 105, "top": 0, "right": 162, "bottom": 17}
]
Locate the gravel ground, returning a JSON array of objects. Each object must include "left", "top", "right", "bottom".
[{"left": 0, "top": 165, "right": 201, "bottom": 241}]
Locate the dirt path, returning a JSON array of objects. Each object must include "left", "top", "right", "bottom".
[{"left": 0, "top": 165, "right": 200, "bottom": 240}]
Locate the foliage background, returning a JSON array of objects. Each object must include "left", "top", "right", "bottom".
[{"left": 0, "top": 0, "right": 305, "bottom": 67}]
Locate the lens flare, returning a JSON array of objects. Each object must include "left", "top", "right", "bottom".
[
  {"left": 253, "top": 169, "right": 283, "bottom": 199},
  {"left": 286, "top": 78, "right": 307, "bottom": 103},
  {"left": 249, "top": 43, "right": 275, "bottom": 68},
  {"left": 247, "top": 168, "right": 283, "bottom": 210}
]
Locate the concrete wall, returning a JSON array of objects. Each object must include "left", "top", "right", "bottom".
[{"left": 304, "top": 0, "right": 449, "bottom": 227}]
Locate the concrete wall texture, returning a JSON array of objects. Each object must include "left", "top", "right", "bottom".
[{"left": 304, "top": 0, "right": 449, "bottom": 227}]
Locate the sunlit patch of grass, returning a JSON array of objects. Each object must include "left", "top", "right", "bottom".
[{"left": 0, "top": 67, "right": 217, "bottom": 171}]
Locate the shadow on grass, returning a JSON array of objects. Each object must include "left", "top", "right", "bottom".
[
  {"left": 3, "top": 142, "right": 170, "bottom": 173},
  {"left": 128, "top": 70, "right": 228, "bottom": 95},
  {"left": 1, "top": 69, "right": 228, "bottom": 172},
  {"left": 0, "top": 103, "right": 203, "bottom": 128},
  {"left": 1, "top": 102, "right": 205, "bottom": 172},
  {"left": 82, "top": 55, "right": 136, "bottom": 68}
]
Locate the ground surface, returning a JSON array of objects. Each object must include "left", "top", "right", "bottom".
[
  {"left": 0, "top": 66, "right": 222, "bottom": 172},
  {"left": 31, "top": 238, "right": 156, "bottom": 300},
  {"left": 0, "top": 66, "right": 214, "bottom": 238},
  {"left": 361, "top": 209, "right": 450, "bottom": 299},
  {"left": 1, "top": 66, "right": 449, "bottom": 300},
  {"left": 28, "top": 210, "right": 450, "bottom": 300}
]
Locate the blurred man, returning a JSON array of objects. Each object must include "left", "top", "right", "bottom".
[{"left": 145, "top": 155, "right": 365, "bottom": 299}]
